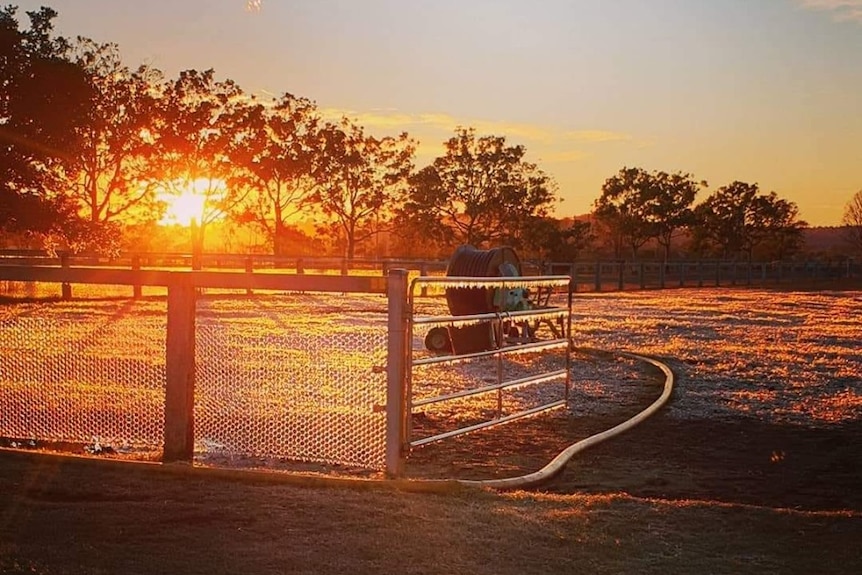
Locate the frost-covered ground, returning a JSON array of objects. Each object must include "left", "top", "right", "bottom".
[
  {"left": 1, "top": 287, "right": 859, "bottom": 471},
  {"left": 567, "top": 289, "right": 862, "bottom": 427}
]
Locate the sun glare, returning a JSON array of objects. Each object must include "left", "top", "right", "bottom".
[{"left": 158, "top": 178, "right": 220, "bottom": 227}]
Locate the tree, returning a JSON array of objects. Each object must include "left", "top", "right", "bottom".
[
  {"left": 593, "top": 167, "right": 656, "bottom": 259},
  {"left": 310, "top": 118, "right": 414, "bottom": 260},
  {"left": 650, "top": 171, "right": 703, "bottom": 261},
  {"left": 0, "top": 6, "right": 93, "bottom": 242},
  {"left": 229, "top": 93, "right": 321, "bottom": 256},
  {"left": 518, "top": 216, "right": 593, "bottom": 263},
  {"left": 593, "top": 167, "right": 703, "bottom": 261},
  {"left": 153, "top": 68, "right": 249, "bottom": 264},
  {"left": 841, "top": 190, "right": 862, "bottom": 256},
  {"left": 400, "top": 127, "right": 557, "bottom": 249},
  {"left": 692, "top": 181, "right": 759, "bottom": 259},
  {"left": 66, "top": 38, "right": 163, "bottom": 228},
  {"left": 749, "top": 192, "right": 807, "bottom": 260},
  {"left": 692, "top": 181, "right": 806, "bottom": 260}
]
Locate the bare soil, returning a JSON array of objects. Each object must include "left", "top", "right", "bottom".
[{"left": 407, "top": 368, "right": 862, "bottom": 513}]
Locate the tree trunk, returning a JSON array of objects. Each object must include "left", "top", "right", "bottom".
[
  {"left": 190, "top": 218, "right": 204, "bottom": 271},
  {"left": 273, "top": 218, "right": 285, "bottom": 257}
]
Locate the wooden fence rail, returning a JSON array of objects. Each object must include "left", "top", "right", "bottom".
[{"left": 0, "top": 250, "right": 858, "bottom": 301}]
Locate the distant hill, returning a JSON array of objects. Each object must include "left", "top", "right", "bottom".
[{"left": 804, "top": 226, "right": 854, "bottom": 256}]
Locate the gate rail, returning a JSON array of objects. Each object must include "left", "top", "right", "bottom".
[{"left": 406, "top": 276, "right": 573, "bottom": 449}]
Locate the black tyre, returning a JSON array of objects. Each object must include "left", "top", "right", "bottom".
[{"left": 424, "top": 327, "right": 452, "bottom": 353}]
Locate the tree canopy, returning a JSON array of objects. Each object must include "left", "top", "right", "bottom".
[
  {"left": 0, "top": 6, "right": 93, "bottom": 243},
  {"left": 400, "top": 127, "right": 558, "bottom": 249},
  {"left": 692, "top": 181, "right": 807, "bottom": 261},
  {"left": 841, "top": 190, "right": 862, "bottom": 256}
]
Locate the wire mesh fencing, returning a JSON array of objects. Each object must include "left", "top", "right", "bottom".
[
  {"left": 194, "top": 294, "right": 389, "bottom": 469},
  {"left": 0, "top": 300, "right": 167, "bottom": 452},
  {"left": 0, "top": 292, "right": 391, "bottom": 470}
]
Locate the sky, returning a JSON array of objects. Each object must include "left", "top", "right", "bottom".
[{"left": 12, "top": 0, "right": 862, "bottom": 226}]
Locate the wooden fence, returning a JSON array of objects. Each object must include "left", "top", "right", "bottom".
[{"left": 0, "top": 250, "right": 857, "bottom": 300}]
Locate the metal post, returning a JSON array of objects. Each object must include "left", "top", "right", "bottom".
[
  {"left": 385, "top": 268, "right": 409, "bottom": 477},
  {"left": 164, "top": 273, "right": 196, "bottom": 463}
]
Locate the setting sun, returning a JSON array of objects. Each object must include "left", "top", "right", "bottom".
[{"left": 157, "top": 178, "right": 223, "bottom": 227}]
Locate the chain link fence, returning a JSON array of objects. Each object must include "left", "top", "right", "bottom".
[
  {"left": 194, "top": 294, "right": 388, "bottom": 469},
  {"left": 0, "top": 292, "right": 390, "bottom": 469},
  {"left": 0, "top": 301, "right": 166, "bottom": 451}
]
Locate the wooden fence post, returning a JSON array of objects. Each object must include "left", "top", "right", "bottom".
[
  {"left": 420, "top": 263, "right": 429, "bottom": 297},
  {"left": 617, "top": 261, "right": 624, "bottom": 291},
  {"left": 245, "top": 257, "right": 253, "bottom": 295},
  {"left": 60, "top": 253, "right": 72, "bottom": 300},
  {"left": 164, "top": 274, "right": 196, "bottom": 463},
  {"left": 385, "top": 268, "right": 408, "bottom": 478},
  {"left": 594, "top": 262, "right": 601, "bottom": 292},
  {"left": 132, "top": 256, "right": 142, "bottom": 299}
]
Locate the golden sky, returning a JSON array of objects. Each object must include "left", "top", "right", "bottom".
[{"left": 18, "top": 0, "right": 862, "bottom": 226}]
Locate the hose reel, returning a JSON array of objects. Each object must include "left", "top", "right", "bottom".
[{"left": 425, "top": 245, "right": 533, "bottom": 354}]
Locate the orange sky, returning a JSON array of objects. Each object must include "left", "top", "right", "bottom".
[{"left": 17, "top": 0, "right": 862, "bottom": 226}]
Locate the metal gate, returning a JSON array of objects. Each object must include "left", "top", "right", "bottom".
[{"left": 406, "top": 275, "right": 572, "bottom": 449}]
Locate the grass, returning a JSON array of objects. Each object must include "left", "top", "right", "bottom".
[
  {"left": 2, "top": 285, "right": 861, "bottom": 573},
  {"left": 1, "top": 450, "right": 860, "bottom": 575}
]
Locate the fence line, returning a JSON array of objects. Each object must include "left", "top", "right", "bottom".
[
  {"left": 0, "top": 265, "right": 397, "bottom": 473},
  {"left": 1, "top": 251, "right": 856, "bottom": 301}
]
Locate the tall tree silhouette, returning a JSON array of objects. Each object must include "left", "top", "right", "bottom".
[
  {"left": 692, "top": 181, "right": 806, "bottom": 260},
  {"left": 0, "top": 6, "right": 92, "bottom": 242},
  {"left": 229, "top": 93, "right": 321, "bottom": 256},
  {"left": 310, "top": 118, "right": 414, "bottom": 260},
  {"left": 593, "top": 167, "right": 656, "bottom": 259},
  {"left": 841, "top": 190, "right": 862, "bottom": 256},
  {"left": 153, "top": 69, "right": 248, "bottom": 264},
  {"left": 66, "top": 38, "right": 164, "bottom": 228},
  {"left": 401, "top": 127, "right": 557, "bottom": 249}
]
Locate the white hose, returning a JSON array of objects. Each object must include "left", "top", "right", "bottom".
[{"left": 454, "top": 351, "right": 675, "bottom": 490}]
